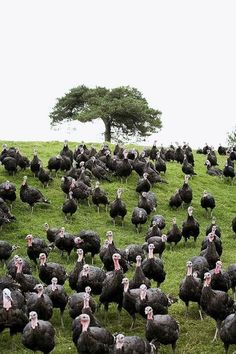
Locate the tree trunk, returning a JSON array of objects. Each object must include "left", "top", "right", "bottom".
[{"left": 103, "top": 119, "right": 111, "bottom": 142}]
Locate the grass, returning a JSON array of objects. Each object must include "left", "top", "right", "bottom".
[{"left": 0, "top": 140, "right": 235, "bottom": 353}]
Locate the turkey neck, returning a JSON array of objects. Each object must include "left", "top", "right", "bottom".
[
  {"left": 27, "top": 239, "right": 33, "bottom": 247},
  {"left": 81, "top": 320, "right": 90, "bottom": 332},
  {"left": 148, "top": 248, "right": 154, "bottom": 259},
  {"left": 3, "top": 296, "right": 12, "bottom": 311},
  {"left": 113, "top": 259, "right": 121, "bottom": 271},
  {"left": 30, "top": 317, "right": 38, "bottom": 329},
  {"left": 16, "top": 262, "right": 23, "bottom": 274}
]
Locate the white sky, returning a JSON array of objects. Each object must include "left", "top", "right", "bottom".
[{"left": 0, "top": 1, "right": 236, "bottom": 148}]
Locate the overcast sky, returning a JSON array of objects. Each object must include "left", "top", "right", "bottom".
[{"left": 0, "top": 1, "right": 236, "bottom": 148}]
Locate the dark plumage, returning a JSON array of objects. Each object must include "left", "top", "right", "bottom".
[
  {"left": 209, "top": 261, "right": 231, "bottom": 293},
  {"left": 123, "top": 244, "right": 145, "bottom": 264},
  {"left": 109, "top": 188, "right": 127, "bottom": 226},
  {"left": 114, "top": 150, "right": 133, "bottom": 182},
  {"left": 44, "top": 222, "right": 61, "bottom": 244},
  {"left": 145, "top": 220, "right": 162, "bottom": 241},
  {"left": 70, "top": 180, "right": 91, "bottom": 205},
  {"left": 0, "top": 180, "right": 16, "bottom": 206},
  {"left": 220, "top": 310, "right": 236, "bottom": 353},
  {"left": 25, "top": 234, "right": 50, "bottom": 266},
  {"left": 62, "top": 190, "right": 78, "bottom": 219},
  {"left": 22, "top": 311, "right": 55, "bottom": 354},
  {"left": 131, "top": 207, "right": 148, "bottom": 232},
  {"left": 182, "top": 206, "right": 200, "bottom": 244},
  {"left": 227, "top": 264, "right": 236, "bottom": 300},
  {"left": 7, "top": 255, "right": 32, "bottom": 279},
  {"left": 141, "top": 244, "right": 166, "bottom": 287},
  {"left": 91, "top": 181, "right": 109, "bottom": 213},
  {"left": 38, "top": 253, "right": 67, "bottom": 285},
  {"left": 47, "top": 155, "right": 62, "bottom": 175},
  {"left": 200, "top": 232, "right": 220, "bottom": 270},
  {"left": 155, "top": 151, "right": 167, "bottom": 173},
  {"left": 206, "top": 217, "right": 222, "bottom": 238},
  {"left": 145, "top": 306, "right": 180, "bottom": 353},
  {"left": 142, "top": 235, "right": 167, "bottom": 259},
  {"left": 181, "top": 154, "right": 196, "bottom": 176},
  {"left": 69, "top": 249, "right": 85, "bottom": 291},
  {"left": 200, "top": 272, "right": 234, "bottom": 341},
  {"left": 15, "top": 258, "right": 39, "bottom": 293},
  {"left": 205, "top": 159, "right": 223, "bottom": 176},
  {"left": 38, "top": 164, "right": 53, "bottom": 188},
  {"left": 74, "top": 230, "right": 101, "bottom": 264},
  {"left": 190, "top": 256, "right": 209, "bottom": 280},
  {"left": 135, "top": 172, "right": 151, "bottom": 194},
  {"left": 1, "top": 156, "right": 18, "bottom": 175},
  {"left": 20, "top": 176, "right": 50, "bottom": 212},
  {"left": 0, "top": 241, "right": 18, "bottom": 265},
  {"left": 26, "top": 284, "right": 53, "bottom": 321},
  {"left": 138, "top": 191, "right": 157, "bottom": 215},
  {"left": 75, "top": 313, "right": 114, "bottom": 354},
  {"left": 54, "top": 227, "right": 75, "bottom": 258},
  {"left": 129, "top": 255, "right": 151, "bottom": 289},
  {"left": 68, "top": 287, "right": 97, "bottom": 319},
  {"left": 178, "top": 174, "right": 193, "bottom": 206},
  {"left": 166, "top": 217, "right": 182, "bottom": 248},
  {"left": 200, "top": 190, "right": 216, "bottom": 217},
  {"left": 45, "top": 277, "right": 68, "bottom": 327},
  {"left": 113, "top": 333, "right": 153, "bottom": 354},
  {"left": 179, "top": 261, "right": 203, "bottom": 319},
  {"left": 30, "top": 149, "right": 42, "bottom": 177},
  {"left": 232, "top": 216, "right": 236, "bottom": 235},
  {"left": 76, "top": 264, "right": 106, "bottom": 295},
  {"left": 201, "top": 231, "right": 222, "bottom": 257},
  {"left": 169, "top": 189, "right": 182, "bottom": 209}
]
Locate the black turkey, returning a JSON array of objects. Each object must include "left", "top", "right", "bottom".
[
  {"left": 38, "top": 163, "right": 53, "bottom": 188},
  {"left": 219, "top": 309, "right": 236, "bottom": 353},
  {"left": 91, "top": 181, "right": 109, "bottom": 213},
  {"left": 182, "top": 206, "right": 200, "bottom": 245},
  {"left": 69, "top": 249, "right": 85, "bottom": 291},
  {"left": 169, "top": 189, "right": 182, "bottom": 209},
  {"left": 166, "top": 217, "right": 182, "bottom": 249},
  {"left": 205, "top": 159, "right": 223, "bottom": 177},
  {"left": 200, "top": 272, "right": 234, "bottom": 341},
  {"left": 38, "top": 253, "right": 67, "bottom": 285},
  {"left": 22, "top": 311, "right": 55, "bottom": 354},
  {"left": 0, "top": 180, "right": 16, "bottom": 207},
  {"left": 131, "top": 207, "right": 148, "bottom": 232},
  {"left": 15, "top": 257, "right": 39, "bottom": 293},
  {"left": 60, "top": 140, "right": 73, "bottom": 162},
  {"left": 45, "top": 277, "right": 68, "bottom": 327},
  {"left": 20, "top": 176, "right": 50, "bottom": 213},
  {"left": 155, "top": 151, "right": 167, "bottom": 173},
  {"left": 200, "top": 190, "right": 216, "bottom": 217},
  {"left": 74, "top": 230, "right": 101, "bottom": 264},
  {"left": 135, "top": 173, "right": 151, "bottom": 193},
  {"left": 76, "top": 264, "right": 106, "bottom": 295},
  {"left": 113, "top": 333, "right": 153, "bottom": 354},
  {"left": 68, "top": 286, "right": 97, "bottom": 320},
  {"left": 189, "top": 255, "right": 209, "bottom": 280},
  {"left": 200, "top": 232, "right": 220, "bottom": 270},
  {"left": 178, "top": 174, "right": 193, "bottom": 206},
  {"left": 209, "top": 261, "right": 231, "bottom": 293},
  {"left": 179, "top": 261, "right": 203, "bottom": 319},
  {"left": 0, "top": 156, "right": 18, "bottom": 175},
  {"left": 205, "top": 217, "right": 221, "bottom": 238},
  {"left": 138, "top": 191, "right": 157, "bottom": 215},
  {"left": 44, "top": 222, "right": 61, "bottom": 244},
  {"left": 30, "top": 149, "right": 42, "bottom": 177},
  {"left": 54, "top": 227, "right": 75, "bottom": 259},
  {"left": 114, "top": 150, "right": 133, "bottom": 183},
  {"left": 141, "top": 244, "right": 166, "bottom": 287},
  {"left": 62, "top": 190, "right": 77, "bottom": 220},
  {"left": 7, "top": 255, "right": 32, "bottom": 279},
  {"left": 129, "top": 255, "right": 151, "bottom": 289},
  {"left": 0, "top": 241, "right": 18, "bottom": 266},
  {"left": 145, "top": 306, "right": 180, "bottom": 353},
  {"left": 181, "top": 154, "right": 196, "bottom": 176},
  {"left": 25, "top": 234, "right": 50, "bottom": 266},
  {"left": 26, "top": 283, "right": 53, "bottom": 321},
  {"left": 109, "top": 188, "right": 127, "bottom": 226},
  {"left": 47, "top": 155, "right": 63, "bottom": 175}
]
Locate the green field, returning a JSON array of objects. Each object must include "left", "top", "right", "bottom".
[{"left": 0, "top": 140, "right": 235, "bottom": 354}]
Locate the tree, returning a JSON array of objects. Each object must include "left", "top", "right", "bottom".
[
  {"left": 227, "top": 126, "right": 236, "bottom": 146},
  {"left": 49, "top": 85, "right": 162, "bottom": 142}
]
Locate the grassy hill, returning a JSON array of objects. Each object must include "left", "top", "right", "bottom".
[{"left": 0, "top": 140, "right": 235, "bottom": 354}]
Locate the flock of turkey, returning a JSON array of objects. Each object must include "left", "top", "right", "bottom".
[{"left": 0, "top": 140, "right": 235, "bottom": 353}]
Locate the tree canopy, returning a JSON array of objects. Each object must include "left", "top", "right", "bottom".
[
  {"left": 49, "top": 85, "right": 162, "bottom": 142},
  {"left": 227, "top": 125, "right": 236, "bottom": 146}
]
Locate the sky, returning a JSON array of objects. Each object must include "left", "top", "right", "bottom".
[{"left": 0, "top": 1, "right": 236, "bottom": 149}]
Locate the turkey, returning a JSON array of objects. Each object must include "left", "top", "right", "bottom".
[
  {"left": 174, "top": 145, "right": 184, "bottom": 164},
  {"left": 60, "top": 139, "right": 73, "bottom": 162},
  {"left": 138, "top": 191, "right": 157, "bottom": 215},
  {"left": 38, "top": 163, "right": 53, "bottom": 188},
  {"left": 72, "top": 293, "right": 101, "bottom": 345},
  {"left": 227, "top": 264, "right": 236, "bottom": 300},
  {"left": 45, "top": 277, "right": 68, "bottom": 327},
  {"left": 69, "top": 249, "right": 85, "bottom": 291},
  {"left": 206, "top": 149, "right": 218, "bottom": 166},
  {"left": 44, "top": 222, "right": 61, "bottom": 244},
  {"left": 145, "top": 220, "right": 162, "bottom": 241},
  {"left": 68, "top": 286, "right": 97, "bottom": 319},
  {"left": 0, "top": 156, "right": 18, "bottom": 175},
  {"left": 0, "top": 287, "right": 28, "bottom": 337},
  {"left": 74, "top": 230, "right": 101, "bottom": 264},
  {"left": 113, "top": 333, "right": 154, "bottom": 354},
  {"left": 109, "top": 188, "right": 127, "bottom": 226},
  {"left": 232, "top": 216, "right": 236, "bottom": 236},
  {"left": 218, "top": 144, "right": 227, "bottom": 155},
  {"left": 223, "top": 161, "right": 235, "bottom": 183},
  {"left": 178, "top": 174, "right": 193, "bottom": 206},
  {"left": 181, "top": 154, "right": 197, "bottom": 176},
  {"left": 200, "top": 232, "right": 220, "bottom": 270},
  {"left": 182, "top": 206, "right": 200, "bottom": 245},
  {"left": 179, "top": 261, "right": 203, "bottom": 319},
  {"left": 135, "top": 173, "right": 151, "bottom": 194},
  {"left": 123, "top": 244, "right": 145, "bottom": 263},
  {"left": 129, "top": 255, "right": 151, "bottom": 290},
  {"left": 70, "top": 179, "right": 92, "bottom": 206},
  {"left": 142, "top": 235, "right": 167, "bottom": 259},
  {"left": 201, "top": 229, "right": 222, "bottom": 257},
  {"left": 150, "top": 214, "right": 166, "bottom": 229},
  {"left": 0, "top": 197, "right": 16, "bottom": 221},
  {"left": 0, "top": 241, "right": 18, "bottom": 266},
  {"left": 99, "top": 231, "right": 128, "bottom": 273},
  {"left": 200, "top": 272, "right": 234, "bottom": 341},
  {"left": 15, "top": 149, "right": 30, "bottom": 170},
  {"left": 90, "top": 156, "right": 111, "bottom": 181},
  {"left": 149, "top": 140, "right": 158, "bottom": 160},
  {"left": 205, "top": 159, "right": 223, "bottom": 177},
  {"left": 30, "top": 149, "right": 42, "bottom": 177},
  {"left": 169, "top": 189, "right": 182, "bottom": 209},
  {"left": 26, "top": 283, "right": 53, "bottom": 321},
  {"left": 131, "top": 207, "right": 148, "bottom": 232},
  {"left": 22, "top": 311, "right": 55, "bottom": 354},
  {"left": 99, "top": 253, "right": 124, "bottom": 316},
  {"left": 166, "top": 217, "right": 182, "bottom": 249},
  {"left": 75, "top": 313, "right": 114, "bottom": 354},
  {"left": 91, "top": 181, "right": 109, "bottom": 213},
  {"left": 209, "top": 261, "right": 231, "bottom": 293},
  {"left": 219, "top": 309, "right": 236, "bottom": 354},
  {"left": 141, "top": 244, "right": 166, "bottom": 287},
  {"left": 15, "top": 257, "right": 39, "bottom": 293},
  {"left": 25, "top": 234, "right": 50, "bottom": 266},
  {"left": 200, "top": 190, "right": 216, "bottom": 217},
  {"left": 190, "top": 255, "right": 209, "bottom": 280},
  {"left": 0, "top": 180, "right": 17, "bottom": 208},
  {"left": 20, "top": 176, "right": 50, "bottom": 213},
  {"left": 76, "top": 264, "right": 106, "bottom": 295},
  {"left": 145, "top": 306, "right": 180, "bottom": 353},
  {"left": 61, "top": 175, "right": 73, "bottom": 195},
  {"left": 206, "top": 217, "right": 221, "bottom": 238},
  {"left": 62, "top": 190, "right": 78, "bottom": 220},
  {"left": 114, "top": 150, "right": 133, "bottom": 183},
  {"left": 7, "top": 255, "right": 32, "bottom": 279},
  {"left": 155, "top": 151, "right": 167, "bottom": 173},
  {"left": 47, "top": 155, "right": 63, "bottom": 175},
  {"left": 38, "top": 253, "right": 67, "bottom": 285},
  {"left": 54, "top": 227, "right": 75, "bottom": 259}
]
